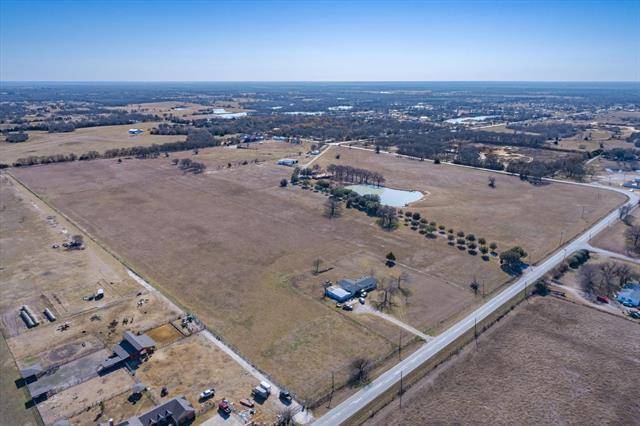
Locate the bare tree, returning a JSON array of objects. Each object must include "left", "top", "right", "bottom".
[
  {"left": 395, "top": 272, "right": 412, "bottom": 304},
  {"left": 625, "top": 225, "right": 640, "bottom": 254},
  {"left": 615, "top": 263, "right": 635, "bottom": 287},
  {"left": 324, "top": 197, "right": 342, "bottom": 219},
  {"left": 579, "top": 264, "right": 601, "bottom": 295},
  {"left": 375, "top": 277, "right": 399, "bottom": 312},
  {"left": 619, "top": 204, "right": 631, "bottom": 222},
  {"left": 313, "top": 259, "right": 322, "bottom": 275},
  {"left": 600, "top": 262, "right": 618, "bottom": 295},
  {"left": 349, "top": 357, "right": 372, "bottom": 386},
  {"left": 469, "top": 277, "right": 480, "bottom": 296},
  {"left": 277, "top": 406, "right": 296, "bottom": 426}
]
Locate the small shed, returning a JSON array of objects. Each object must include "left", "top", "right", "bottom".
[{"left": 325, "top": 286, "right": 351, "bottom": 303}]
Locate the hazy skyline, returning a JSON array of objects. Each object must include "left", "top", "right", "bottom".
[{"left": 1, "top": 0, "right": 638, "bottom": 82}]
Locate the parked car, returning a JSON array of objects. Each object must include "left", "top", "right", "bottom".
[
  {"left": 279, "top": 389, "right": 292, "bottom": 402},
  {"left": 342, "top": 303, "right": 354, "bottom": 311},
  {"left": 629, "top": 310, "right": 640, "bottom": 319},
  {"left": 359, "top": 297, "right": 365, "bottom": 305},
  {"left": 199, "top": 388, "right": 215, "bottom": 400},
  {"left": 596, "top": 295, "right": 609, "bottom": 303}
]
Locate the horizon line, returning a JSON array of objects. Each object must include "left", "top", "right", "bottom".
[{"left": 2, "top": 80, "right": 639, "bottom": 84}]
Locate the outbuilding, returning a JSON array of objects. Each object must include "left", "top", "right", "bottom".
[
  {"left": 325, "top": 286, "right": 351, "bottom": 303},
  {"left": 277, "top": 158, "right": 299, "bottom": 166},
  {"left": 617, "top": 284, "right": 640, "bottom": 307},
  {"left": 338, "top": 276, "right": 378, "bottom": 296}
]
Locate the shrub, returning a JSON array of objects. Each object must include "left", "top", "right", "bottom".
[
  {"left": 457, "top": 238, "right": 466, "bottom": 245},
  {"left": 405, "top": 211, "right": 412, "bottom": 217},
  {"left": 478, "top": 237, "right": 486, "bottom": 246},
  {"left": 457, "top": 231, "right": 465, "bottom": 238},
  {"left": 466, "top": 234, "right": 476, "bottom": 242},
  {"left": 412, "top": 212, "right": 421, "bottom": 220}
]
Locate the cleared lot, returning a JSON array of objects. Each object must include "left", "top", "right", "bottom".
[
  {"left": 591, "top": 211, "right": 639, "bottom": 258},
  {"left": 0, "top": 121, "right": 185, "bottom": 164},
  {"left": 368, "top": 297, "right": 640, "bottom": 425}
]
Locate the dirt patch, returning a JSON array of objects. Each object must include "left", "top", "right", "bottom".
[
  {"left": 135, "top": 332, "right": 282, "bottom": 423},
  {"left": 591, "top": 213, "right": 639, "bottom": 258},
  {"left": 146, "top": 323, "right": 185, "bottom": 347},
  {"left": 368, "top": 297, "right": 640, "bottom": 425},
  {"left": 37, "top": 369, "right": 135, "bottom": 425}
]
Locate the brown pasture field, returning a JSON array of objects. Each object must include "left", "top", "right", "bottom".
[
  {"left": 550, "top": 128, "right": 633, "bottom": 152},
  {"left": 590, "top": 210, "right": 639, "bottom": 258},
  {"left": 0, "top": 121, "right": 185, "bottom": 165},
  {"left": 7, "top": 144, "right": 624, "bottom": 402},
  {"left": 368, "top": 297, "right": 640, "bottom": 425},
  {"left": 318, "top": 146, "right": 625, "bottom": 263}
]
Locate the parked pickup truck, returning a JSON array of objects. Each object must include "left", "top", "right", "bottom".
[
  {"left": 199, "top": 388, "right": 215, "bottom": 400},
  {"left": 252, "top": 385, "right": 269, "bottom": 399}
]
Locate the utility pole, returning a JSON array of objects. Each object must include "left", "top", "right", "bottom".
[
  {"left": 327, "top": 371, "right": 335, "bottom": 408},
  {"left": 399, "top": 371, "right": 403, "bottom": 408},
  {"left": 559, "top": 230, "right": 564, "bottom": 247},
  {"left": 398, "top": 331, "right": 403, "bottom": 361},
  {"left": 482, "top": 280, "right": 485, "bottom": 298},
  {"left": 474, "top": 317, "right": 478, "bottom": 348}
]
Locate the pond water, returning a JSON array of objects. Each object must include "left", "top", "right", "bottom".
[
  {"left": 444, "top": 115, "right": 497, "bottom": 124},
  {"left": 346, "top": 184, "right": 423, "bottom": 207}
]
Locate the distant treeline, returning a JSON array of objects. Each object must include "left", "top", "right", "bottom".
[
  {"left": 506, "top": 156, "right": 587, "bottom": 181},
  {"left": 3, "top": 112, "right": 159, "bottom": 134},
  {"left": 167, "top": 114, "right": 432, "bottom": 141},
  {"left": 8, "top": 131, "right": 219, "bottom": 168},
  {"left": 506, "top": 122, "right": 582, "bottom": 140}
]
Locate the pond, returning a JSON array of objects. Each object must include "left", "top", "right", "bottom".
[{"left": 346, "top": 184, "right": 423, "bottom": 207}]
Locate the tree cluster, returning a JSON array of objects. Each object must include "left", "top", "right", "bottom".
[
  {"left": 4, "top": 132, "right": 28, "bottom": 143},
  {"left": 579, "top": 262, "right": 636, "bottom": 297},
  {"left": 326, "top": 164, "right": 385, "bottom": 186}
]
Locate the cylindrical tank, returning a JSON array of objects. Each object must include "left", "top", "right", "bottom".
[
  {"left": 44, "top": 308, "right": 57, "bottom": 322},
  {"left": 20, "top": 310, "right": 35, "bottom": 328}
]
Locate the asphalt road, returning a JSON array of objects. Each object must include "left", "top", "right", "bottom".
[{"left": 314, "top": 184, "right": 637, "bottom": 426}]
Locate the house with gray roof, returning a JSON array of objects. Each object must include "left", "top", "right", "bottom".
[
  {"left": 338, "top": 276, "right": 377, "bottom": 296},
  {"left": 116, "top": 396, "right": 195, "bottom": 426}
]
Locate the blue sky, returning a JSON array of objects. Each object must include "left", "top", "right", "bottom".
[{"left": 1, "top": 0, "right": 638, "bottom": 81}]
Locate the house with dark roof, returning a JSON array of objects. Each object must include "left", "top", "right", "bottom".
[
  {"left": 99, "top": 331, "right": 156, "bottom": 372},
  {"left": 338, "top": 276, "right": 377, "bottom": 296},
  {"left": 116, "top": 396, "right": 195, "bottom": 426}
]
